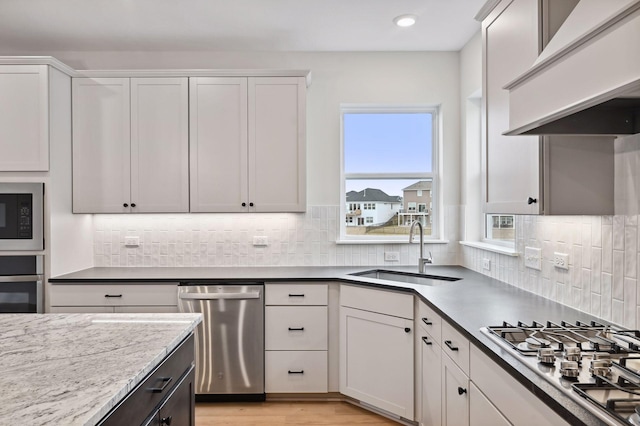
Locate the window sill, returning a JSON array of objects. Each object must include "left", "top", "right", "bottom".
[
  {"left": 459, "top": 241, "right": 519, "bottom": 256},
  {"left": 336, "top": 239, "right": 450, "bottom": 245}
]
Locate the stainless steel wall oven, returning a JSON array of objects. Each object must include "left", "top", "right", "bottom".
[
  {"left": 0, "top": 182, "right": 44, "bottom": 251},
  {"left": 0, "top": 255, "right": 43, "bottom": 313}
]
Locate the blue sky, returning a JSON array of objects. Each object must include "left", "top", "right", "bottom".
[{"left": 344, "top": 112, "right": 432, "bottom": 196}]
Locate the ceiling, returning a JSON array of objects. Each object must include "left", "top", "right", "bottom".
[{"left": 0, "top": 0, "right": 483, "bottom": 52}]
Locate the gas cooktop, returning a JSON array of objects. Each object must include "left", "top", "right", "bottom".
[{"left": 481, "top": 321, "right": 640, "bottom": 426}]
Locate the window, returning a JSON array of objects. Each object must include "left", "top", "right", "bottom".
[
  {"left": 485, "top": 214, "right": 515, "bottom": 244},
  {"left": 341, "top": 105, "right": 439, "bottom": 241}
]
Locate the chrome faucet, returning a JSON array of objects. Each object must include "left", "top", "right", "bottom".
[{"left": 409, "top": 220, "right": 432, "bottom": 273}]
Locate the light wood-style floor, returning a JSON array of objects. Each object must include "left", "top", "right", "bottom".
[{"left": 195, "top": 401, "right": 400, "bottom": 425}]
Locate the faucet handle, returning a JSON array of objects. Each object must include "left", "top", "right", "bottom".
[{"left": 425, "top": 251, "right": 433, "bottom": 264}]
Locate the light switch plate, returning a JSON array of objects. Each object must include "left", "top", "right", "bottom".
[
  {"left": 524, "top": 247, "right": 542, "bottom": 270},
  {"left": 124, "top": 236, "right": 140, "bottom": 247},
  {"left": 253, "top": 236, "right": 269, "bottom": 246}
]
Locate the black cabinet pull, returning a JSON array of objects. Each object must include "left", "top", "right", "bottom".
[
  {"left": 161, "top": 416, "right": 173, "bottom": 426},
  {"left": 288, "top": 327, "right": 305, "bottom": 331},
  {"left": 123, "top": 203, "right": 129, "bottom": 207},
  {"left": 148, "top": 376, "right": 173, "bottom": 393},
  {"left": 527, "top": 197, "right": 537, "bottom": 205},
  {"left": 288, "top": 370, "right": 304, "bottom": 374},
  {"left": 104, "top": 294, "right": 123, "bottom": 298},
  {"left": 131, "top": 203, "right": 136, "bottom": 207},
  {"left": 458, "top": 387, "right": 467, "bottom": 395},
  {"left": 288, "top": 294, "right": 305, "bottom": 297},
  {"left": 249, "top": 202, "right": 254, "bottom": 207},
  {"left": 242, "top": 202, "right": 246, "bottom": 207},
  {"left": 422, "top": 336, "right": 432, "bottom": 346},
  {"left": 404, "top": 327, "right": 411, "bottom": 333},
  {"left": 445, "top": 340, "right": 459, "bottom": 351},
  {"left": 422, "top": 317, "right": 433, "bottom": 326}
]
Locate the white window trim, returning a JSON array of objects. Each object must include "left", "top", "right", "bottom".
[{"left": 338, "top": 104, "right": 442, "bottom": 243}]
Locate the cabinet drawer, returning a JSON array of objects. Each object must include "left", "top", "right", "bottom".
[
  {"left": 265, "top": 283, "right": 328, "bottom": 306},
  {"left": 265, "top": 306, "right": 327, "bottom": 351},
  {"left": 100, "top": 334, "right": 194, "bottom": 426},
  {"left": 340, "top": 285, "right": 413, "bottom": 320},
  {"left": 418, "top": 301, "right": 442, "bottom": 343},
  {"left": 442, "top": 321, "right": 470, "bottom": 375},
  {"left": 265, "top": 351, "right": 328, "bottom": 393},
  {"left": 49, "top": 283, "right": 178, "bottom": 307}
]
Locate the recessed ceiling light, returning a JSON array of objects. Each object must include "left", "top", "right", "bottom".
[{"left": 394, "top": 14, "right": 417, "bottom": 27}]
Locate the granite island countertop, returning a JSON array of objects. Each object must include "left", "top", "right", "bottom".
[
  {"left": 51, "top": 265, "right": 610, "bottom": 425},
  {"left": 0, "top": 313, "right": 202, "bottom": 426}
]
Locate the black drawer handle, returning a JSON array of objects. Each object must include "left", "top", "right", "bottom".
[
  {"left": 445, "top": 340, "right": 459, "bottom": 351},
  {"left": 422, "top": 317, "right": 433, "bottom": 326},
  {"left": 288, "top": 293, "right": 305, "bottom": 297},
  {"left": 288, "top": 327, "right": 305, "bottom": 331},
  {"left": 288, "top": 370, "right": 304, "bottom": 374},
  {"left": 161, "top": 416, "right": 172, "bottom": 426},
  {"left": 104, "top": 294, "right": 123, "bottom": 298},
  {"left": 404, "top": 327, "right": 411, "bottom": 333},
  {"left": 422, "top": 336, "right": 432, "bottom": 346},
  {"left": 458, "top": 387, "right": 467, "bottom": 395},
  {"left": 148, "top": 376, "right": 173, "bottom": 393}
]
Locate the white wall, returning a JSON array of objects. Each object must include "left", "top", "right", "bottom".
[{"left": 38, "top": 50, "right": 463, "bottom": 267}]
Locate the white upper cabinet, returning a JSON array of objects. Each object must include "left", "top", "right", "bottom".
[
  {"left": 73, "top": 77, "right": 189, "bottom": 213},
  {"left": 190, "top": 77, "right": 248, "bottom": 212},
  {"left": 190, "top": 76, "right": 306, "bottom": 213},
  {"left": 0, "top": 65, "right": 49, "bottom": 171},
  {"left": 483, "top": 0, "right": 614, "bottom": 215}
]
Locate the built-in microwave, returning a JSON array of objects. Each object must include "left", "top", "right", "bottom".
[{"left": 0, "top": 183, "right": 44, "bottom": 251}]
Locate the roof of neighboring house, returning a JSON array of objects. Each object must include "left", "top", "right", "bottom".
[
  {"left": 402, "top": 180, "right": 432, "bottom": 192},
  {"left": 346, "top": 188, "right": 401, "bottom": 203}
]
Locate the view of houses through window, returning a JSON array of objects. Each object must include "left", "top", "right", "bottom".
[
  {"left": 342, "top": 108, "right": 437, "bottom": 239},
  {"left": 485, "top": 214, "right": 515, "bottom": 242}
]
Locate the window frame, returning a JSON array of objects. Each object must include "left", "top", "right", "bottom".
[
  {"left": 483, "top": 214, "right": 516, "bottom": 248},
  {"left": 339, "top": 104, "right": 441, "bottom": 243}
]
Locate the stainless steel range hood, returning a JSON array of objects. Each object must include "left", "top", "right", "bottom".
[{"left": 504, "top": 0, "right": 640, "bottom": 136}]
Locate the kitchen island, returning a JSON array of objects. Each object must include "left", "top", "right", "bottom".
[{"left": 0, "top": 313, "right": 201, "bottom": 426}]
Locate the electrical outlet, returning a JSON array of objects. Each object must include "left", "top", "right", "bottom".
[
  {"left": 124, "top": 236, "right": 140, "bottom": 247},
  {"left": 553, "top": 252, "right": 569, "bottom": 270},
  {"left": 252, "top": 236, "right": 269, "bottom": 246},
  {"left": 384, "top": 252, "right": 400, "bottom": 262},
  {"left": 482, "top": 258, "right": 491, "bottom": 271},
  {"left": 524, "top": 247, "right": 542, "bottom": 270}
]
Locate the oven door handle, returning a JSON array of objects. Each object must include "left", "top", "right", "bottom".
[{"left": 0, "top": 275, "right": 43, "bottom": 283}]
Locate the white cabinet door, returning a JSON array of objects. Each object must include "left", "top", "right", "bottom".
[
  {"left": 420, "top": 332, "right": 442, "bottom": 426},
  {"left": 483, "top": 0, "right": 541, "bottom": 214},
  {"left": 131, "top": 78, "right": 189, "bottom": 213},
  {"left": 72, "top": 78, "right": 131, "bottom": 213},
  {"left": 0, "top": 65, "right": 49, "bottom": 171},
  {"left": 469, "top": 383, "right": 511, "bottom": 426},
  {"left": 442, "top": 353, "right": 469, "bottom": 426},
  {"left": 248, "top": 77, "right": 306, "bottom": 212},
  {"left": 340, "top": 306, "right": 414, "bottom": 420},
  {"left": 189, "top": 77, "right": 248, "bottom": 212}
]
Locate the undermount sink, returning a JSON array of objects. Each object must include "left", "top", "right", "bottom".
[{"left": 350, "top": 269, "right": 461, "bottom": 286}]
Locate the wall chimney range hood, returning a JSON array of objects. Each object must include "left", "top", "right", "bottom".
[{"left": 504, "top": 0, "right": 640, "bottom": 136}]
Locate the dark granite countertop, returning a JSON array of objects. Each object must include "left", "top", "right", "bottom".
[{"left": 50, "top": 265, "right": 608, "bottom": 425}]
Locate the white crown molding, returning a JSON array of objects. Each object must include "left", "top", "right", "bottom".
[
  {"left": 474, "top": 0, "right": 501, "bottom": 22},
  {"left": 0, "top": 56, "right": 77, "bottom": 76}
]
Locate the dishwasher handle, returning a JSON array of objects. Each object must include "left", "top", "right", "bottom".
[{"left": 179, "top": 291, "right": 261, "bottom": 300}]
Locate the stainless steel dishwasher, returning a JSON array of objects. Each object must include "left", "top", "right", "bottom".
[{"left": 178, "top": 282, "right": 264, "bottom": 401}]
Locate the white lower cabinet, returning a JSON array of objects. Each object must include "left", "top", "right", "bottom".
[
  {"left": 420, "top": 327, "right": 442, "bottom": 426},
  {"left": 442, "top": 346, "right": 470, "bottom": 426},
  {"left": 264, "top": 283, "right": 328, "bottom": 393},
  {"left": 340, "top": 285, "right": 414, "bottom": 420},
  {"left": 469, "top": 346, "right": 570, "bottom": 426},
  {"left": 47, "top": 283, "right": 179, "bottom": 313},
  {"left": 469, "top": 383, "right": 511, "bottom": 426}
]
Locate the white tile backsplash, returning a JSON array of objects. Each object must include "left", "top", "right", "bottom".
[{"left": 93, "top": 205, "right": 461, "bottom": 269}]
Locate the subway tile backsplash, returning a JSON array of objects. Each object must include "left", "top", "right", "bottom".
[{"left": 94, "top": 205, "right": 461, "bottom": 269}]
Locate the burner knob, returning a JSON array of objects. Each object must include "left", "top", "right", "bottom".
[
  {"left": 559, "top": 360, "right": 580, "bottom": 379},
  {"left": 593, "top": 352, "right": 612, "bottom": 361},
  {"left": 589, "top": 359, "right": 612, "bottom": 377},
  {"left": 563, "top": 346, "right": 581, "bottom": 362},
  {"left": 537, "top": 347, "right": 556, "bottom": 365}
]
